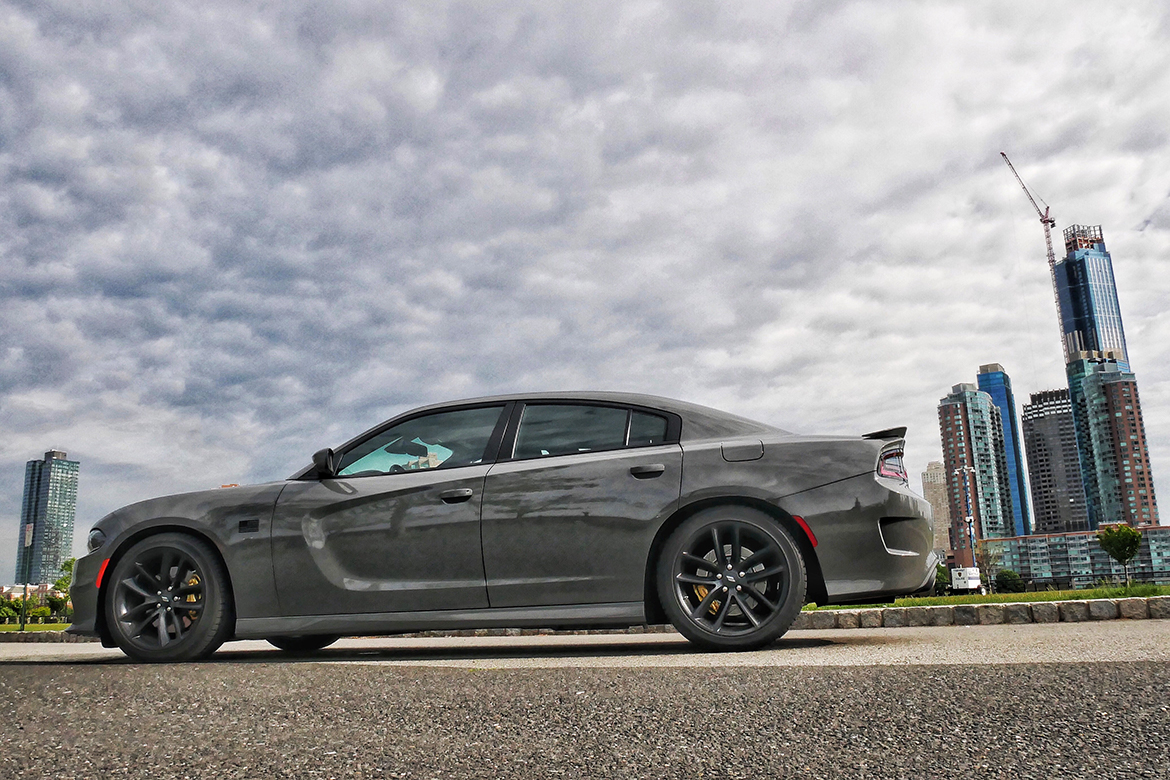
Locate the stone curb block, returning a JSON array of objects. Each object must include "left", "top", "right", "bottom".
[
  {"left": 1087, "top": 599, "right": 1119, "bottom": 621},
  {"left": 836, "top": 610, "right": 861, "bottom": 629},
  {"left": 905, "top": 607, "right": 931, "bottom": 627},
  {"left": 882, "top": 608, "right": 906, "bottom": 628},
  {"left": 807, "top": 611, "right": 838, "bottom": 630},
  {"left": 1117, "top": 598, "right": 1148, "bottom": 620},
  {"left": 953, "top": 605, "right": 978, "bottom": 626},
  {"left": 977, "top": 604, "right": 1005, "bottom": 625},
  {"left": 927, "top": 606, "right": 954, "bottom": 626},
  {"left": 1004, "top": 604, "right": 1032, "bottom": 624},
  {"left": 859, "top": 610, "right": 883, "bottom": 628},
  {"left": 1149, "top": 596, "right": 1170, "bottom": 620},
  {"left": 1059, "top": 601, "right": 1089, "bottom": 622},
  {"left": 1031, "top": 602, "right": 1059, "bottom": 623}
]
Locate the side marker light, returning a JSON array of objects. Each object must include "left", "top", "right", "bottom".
[
  {"left": 95, "top": 558, "right": 110, "bottom": 589},
  {"left": 793, "top": 515, "right": 818, "bottom": 547}
]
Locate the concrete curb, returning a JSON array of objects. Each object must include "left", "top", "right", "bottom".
[{"left": 3, "top": 596, "right": 1167, "bottom": 643}]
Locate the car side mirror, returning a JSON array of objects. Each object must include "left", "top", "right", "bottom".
[{"left": 312, "top": 448, "right": 337, "bottom": 479}]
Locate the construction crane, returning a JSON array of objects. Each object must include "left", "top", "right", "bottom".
[{"left": 1000, "top": 151, "right": 1069, "bottom": 362}]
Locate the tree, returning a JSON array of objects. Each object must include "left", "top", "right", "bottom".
[
  {"left": 53, "top": 558, "right": 76, "bottom": 595},
  {"left": 45, "top": 595, "right": 69, "bottom": 617},
  {"left": 995, "top": 568, "right": 1025, "bottom": 593},
  {"left": 1097, "top": 524, "right": 1142, "bottom": 587},
  {"left": 974, "top": 540, "right": 1003, "bottom": 593},
  {"left": 933, "top": 563, "right": 950, "bottom": 596}
]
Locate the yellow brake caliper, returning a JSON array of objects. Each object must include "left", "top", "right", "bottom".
[{"left": 693, "top": 585, "right": 722, "bottom": 616}]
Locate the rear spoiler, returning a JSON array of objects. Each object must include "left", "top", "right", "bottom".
[{"left": 863, "top": 426, "right": 907, "bottom": 441}]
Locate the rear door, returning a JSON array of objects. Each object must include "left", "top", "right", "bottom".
[{"left": 480, "top": 403, "right": 682, "bottom": 608}]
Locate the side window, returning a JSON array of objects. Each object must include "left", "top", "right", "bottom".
[
  {"left": 628, "top": 411, "right": 668, "bottom": 447},
  {"left": 513, "top": 405, "right": 628, "bottom": 459},
  {"left": 337, "top": 405, "right": 505, "bottom": 477}
]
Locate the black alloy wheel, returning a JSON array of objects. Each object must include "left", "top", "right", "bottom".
[
  {"left": 267, "top": 635, "right": 340, "bottom": 653},
  {"left": 657, "top": 507, "right": 806, "bottom": 651},
  {"left": 105, "top": 533, "right": 233, "bottom": 663}
]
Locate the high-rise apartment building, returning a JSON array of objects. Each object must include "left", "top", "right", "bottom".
[
  {"left": 921, "top": 461, "right": 952, "bottom": 555},
  {"left": 1021, "top": 389, "right": 1088, "bottom": 534},
  {"left": 977, "top": 364, "right": 1032, "bottom": 536},
  {"left": 14, "top": 450, "right": 79, "bottom": 585},
  {"left": 938, "top": 384, "right": 1015, "bottom": 567},
  {"left": 1054, "top": 225, "right": 1159, "bottom": 528}
]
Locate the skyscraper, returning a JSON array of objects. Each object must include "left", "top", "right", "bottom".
[
  {"left": 938, "top": 384, "right": 1015, "bottom": 567},
  {"left": 14, "top": 450, "right": 79, "bottom": 585},
  {"left": 1021, "top": 389, "right": 1088, "bottom": 534},
  {"left": 1055, "top": 225, "right": 1159, "bottom": 528},
  {"left": 920, "top": 461, "right": 952, "bottom": 556},
  {"left": 977, "top": 364, "right": 1032, "bottom": 536},
  {"left": 1054, "top": 224, "right": 1129, "bottom": 368}
]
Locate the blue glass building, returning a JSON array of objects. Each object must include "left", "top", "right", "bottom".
[
  {"left": 14, "top": 450, "right": 79, "bottom": 585},
  {"left": 977, "top": 364, "right": 1032, "bottom": 536},
  {"left": 1054, "top": 225, "right": 1129, "bottom": 368}
]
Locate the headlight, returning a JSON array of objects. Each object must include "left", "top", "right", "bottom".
[{"left": 87, "top": 528, "right": 107, "bottom": 552}]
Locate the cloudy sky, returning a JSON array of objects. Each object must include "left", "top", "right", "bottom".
[{"left": 2, "top": 1, "right": 1168, "bottom": 582}]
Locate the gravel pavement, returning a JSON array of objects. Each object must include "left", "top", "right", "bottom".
[{"left": 2, "top": 622, "right": 1168, "bottom": 779}]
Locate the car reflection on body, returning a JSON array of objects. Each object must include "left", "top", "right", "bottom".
[{"left": 69, "top": 392, "right": 936, "bottom": 662}]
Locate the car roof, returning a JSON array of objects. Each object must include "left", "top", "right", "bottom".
[{"left": 401, "top": 391, "right": 788, "bottom": 442}]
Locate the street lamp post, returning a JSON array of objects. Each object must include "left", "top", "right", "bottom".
[{"left": 952, "top": 465, "right": 980, "bottom": 590}]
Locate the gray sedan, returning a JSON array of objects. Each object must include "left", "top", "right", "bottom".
[{"left": 69, "top": 392, "right": 936, "bottom": 661}]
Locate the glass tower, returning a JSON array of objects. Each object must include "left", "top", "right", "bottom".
[
  {"left": 977, "top": 364, "right": 1032, "bottom": 536},
  {"left": 1052, "top": 225, "right": 1159, "bottom": 528},
  {"left": 1054, "top": 225, "right": 1129, "bottom": 368},
  {"left": 14, "top": 450, "right": 79, "bottom": 585}
]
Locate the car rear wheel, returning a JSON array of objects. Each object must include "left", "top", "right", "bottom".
[
  {"left": 267, "top": 635, "right": 340, "bottom": 653},
  {"left": 105, "top": 533, "right": 233, "bottom": 663},
  {"left": 657, "top": 507, "right": 806, "bottom": 651}
]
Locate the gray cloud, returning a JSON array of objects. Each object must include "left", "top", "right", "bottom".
[{"left": 2, "top": 0, "right": 1170, "bottom": 581}]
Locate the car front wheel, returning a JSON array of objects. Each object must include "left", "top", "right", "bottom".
[
  {"left": 657, "top": 507, "right": 806, "bottom": 651},
  {"left": 105, "top": 533, "right": 233, "bottom": 663}
]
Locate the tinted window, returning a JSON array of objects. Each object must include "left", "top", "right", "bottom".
[
  {"left": 338, "top": 406, "right": 505, "bottom": 476},
  {"left": 514, "top": 405, "right": 628, "bottom": 459},
  {"left": 628, "top": 411, "right": 668, "bottom": 446}
]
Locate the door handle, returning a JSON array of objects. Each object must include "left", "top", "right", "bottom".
[
  {"left": 630, "top": 464, "right": 666, "bottom": 479},
  {"left": 439, "top": 488, "right": 475, "bottom": 503}
]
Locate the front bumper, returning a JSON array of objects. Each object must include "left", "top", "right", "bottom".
[{"left": 66, "top": 551, "right": 107, "bottom": 637}]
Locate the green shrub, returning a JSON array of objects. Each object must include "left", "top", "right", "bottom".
[{"left": 995, "top": 568, "right": 1026, "bottom": 593}]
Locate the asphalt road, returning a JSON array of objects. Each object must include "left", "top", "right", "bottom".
[{"left": 2, "top": 622, "right": 1168, "bottom": 779}]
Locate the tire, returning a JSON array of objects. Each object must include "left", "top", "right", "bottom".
[
  {"left": 267, "top": 635, "right": 340, "bottom": 653},
  {"left": 104, "top": 532, "right": 233, "bottom": 663},
  {"left": 656, "top": 506, "right": 806, "bottom": 651}
]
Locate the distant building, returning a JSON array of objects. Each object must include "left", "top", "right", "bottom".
[
  {"left": 989, "top": 525, "right": 1170, "bottom": 588},
  {"left": 1022, "top": 389, "right": 1089, "bottom": 534},
  {"left": 938, "top": 384, "right": 1015, "bottom": 567},
  {"left": 977, "top": 364, "right": 1032, "bottom": 536},
  {"left": 1054, "top": 224, "right": 1129, "bottom": 368},
  {"left": 920, "top": 461, "right": 952, "bottom": 556},
  {"left": 1054, "top": 225, "right": 1159, "bottom": 528},
  {"left": 14, "top": 451, "right": 79, "bottom": 585}
]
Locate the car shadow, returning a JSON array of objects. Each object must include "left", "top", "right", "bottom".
[{"left": 1, "top": 635, "right": 837, "bottom": 666}]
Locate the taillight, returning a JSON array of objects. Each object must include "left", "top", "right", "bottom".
[{"left": 878, "top": 448, "right": 907, "bottom": 482}]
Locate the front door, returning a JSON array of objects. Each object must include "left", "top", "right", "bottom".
[{"left": 271, "top": 404, "right": 507, "bottom": 616}]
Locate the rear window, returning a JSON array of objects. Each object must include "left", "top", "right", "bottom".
[
  {"left": 513, "top": 405, "right": 629, "bottom": 459},
  {"left": 628, "top": 411, "right": 668, "bottom": 446}
]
